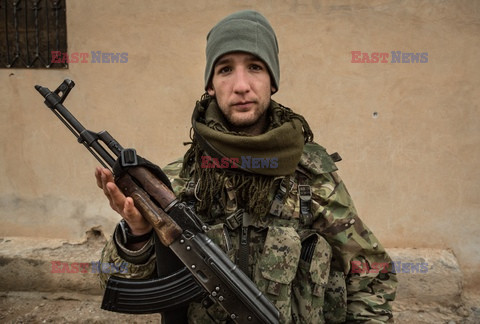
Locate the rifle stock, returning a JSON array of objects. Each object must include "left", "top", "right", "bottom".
[{"left": 35, "top": 79, "right": 280, "bottom": 324}]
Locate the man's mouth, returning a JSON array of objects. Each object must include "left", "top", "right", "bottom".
[{"left": 232, "top": 101, "right": 255, "bottom": 109}]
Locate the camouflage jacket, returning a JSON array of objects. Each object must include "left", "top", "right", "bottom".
[{"left": 100, "top": 142, "right": 397, "bottom": 323}]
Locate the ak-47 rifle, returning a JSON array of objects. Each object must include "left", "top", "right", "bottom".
[{"left": 35, "top": 79, "right": 279, "bottom": 324}]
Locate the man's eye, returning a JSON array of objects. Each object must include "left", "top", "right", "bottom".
[
  {"left": 218, "top": 66, "right": 232, "bottom": 74},
  {"left": 249, "top": 64, "right": 263, "bottom": 71}
]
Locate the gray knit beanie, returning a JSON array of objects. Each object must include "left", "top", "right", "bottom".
[{"left": 205, "top": 10, "right": 280, "bottom": 93}]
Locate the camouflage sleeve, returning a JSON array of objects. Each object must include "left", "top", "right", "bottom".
[
  {"left": 98, "top": 231, "right": 156, "bottom": 288},
  {"left": 311, "top": 171, "right": 397, "bottom": 322}
]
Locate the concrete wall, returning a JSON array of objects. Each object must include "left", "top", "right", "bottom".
[{"left": 1, "top": 0, "right": 479, "bottom": 289}]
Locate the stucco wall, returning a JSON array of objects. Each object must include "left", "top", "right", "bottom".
[{"left": 1, "top": 0, "right": 479, "bottom": 288}]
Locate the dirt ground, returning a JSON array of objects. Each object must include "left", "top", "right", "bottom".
[
  {"left": 0, "top": 291, "right": 160, "bottom": 324},
  {"left": 1, "top": 290, "right": 479, "bottom": 323},
  {"left": 1, "top": 234, "right": 479, "bottom": 323}
]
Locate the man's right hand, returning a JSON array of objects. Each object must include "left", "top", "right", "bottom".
[{"left": 95, "top": 167, "right": 153, "bottom": 238}]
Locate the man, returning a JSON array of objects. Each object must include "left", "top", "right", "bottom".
[{"left": 96, "top": 10, "right": 397, "bottom": 323}]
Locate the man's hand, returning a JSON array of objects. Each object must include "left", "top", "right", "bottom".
[{"left": 95, "top": 167, "right": 153, "bottom": 238}]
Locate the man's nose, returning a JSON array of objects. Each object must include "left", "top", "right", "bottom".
[{"left": 233, "top": 69, "right": 250, "bottom": 93}]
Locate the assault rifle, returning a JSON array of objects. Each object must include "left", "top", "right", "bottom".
[{"left": 35, "top": 79, "right": 280, "bottom": 324}]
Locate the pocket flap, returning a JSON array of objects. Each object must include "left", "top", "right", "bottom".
[{"left": 259, "top": 226, "right": 301, "bottom": 284}]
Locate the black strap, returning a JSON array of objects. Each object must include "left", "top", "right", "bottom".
[
  {"left": 269, "top": 177, "right": 294, "bottom": 217},
  {"left": 112, "top": 149, "right": 173, "bottom": 192},
  {"left": 238, "top": 226, "right": 250, "bottom": 276},
  {"left": 329, "top": 152, "right": 342, "bottom": 162},
  {"left": 298, "top": 176, "right": 313, "bottom": 226}
]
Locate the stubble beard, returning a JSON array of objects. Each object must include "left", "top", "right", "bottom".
[{"left": 223, "top": 105, "right": 269, "bottom": 135}]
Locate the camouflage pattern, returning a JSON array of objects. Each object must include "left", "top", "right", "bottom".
[
  {"left": 299, "top": 142, "right": 338, "bottom": 176},
  {"left": 98, "top": 235, "right": 156, "bottom": 288},
  {"left": 253, "top": 226, "right": 301, "bottom": 322},
  {"left": 99, "top": 141, "right": 397, "bottom": 323},
  {"left": 323, "top": 270, "right": 347, "bottom": 323}
]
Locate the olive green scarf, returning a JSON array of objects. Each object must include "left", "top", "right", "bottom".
[{"left": 181, "top": 96, "right": 313, "bottom": 217}]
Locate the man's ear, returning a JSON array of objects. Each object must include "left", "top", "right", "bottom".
[
  {"left": 271, "top": 85, "right": 277, "bottom": 94},
  {"left": 207, "top": 86, "right": 215, "bottom": 97}
]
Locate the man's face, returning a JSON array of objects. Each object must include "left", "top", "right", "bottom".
[{"left": 207, "top": 52, "right": 276, "bottom": 134}]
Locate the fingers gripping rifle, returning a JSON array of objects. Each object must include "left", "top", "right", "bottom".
[{"left": 35, "top": 79, "right": 279, "bottom": 324}]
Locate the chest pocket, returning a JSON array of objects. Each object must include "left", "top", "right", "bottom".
[
  {"left": 253, "top": 226, "right": 301, "bottom": 324},
  {"left": 292, "top": 232, "right": 333, "bottom": 323}
]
